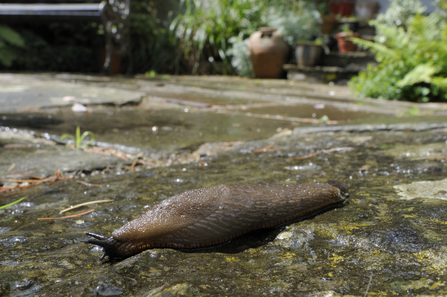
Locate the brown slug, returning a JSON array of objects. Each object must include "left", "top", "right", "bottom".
[{"left": 86, "top": 180, "right": 349, "bottom": 260}]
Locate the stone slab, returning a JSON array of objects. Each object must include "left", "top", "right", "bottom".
[
  {"left": 0, "top": 74, "right": 144, "bottom": 112},
  {"left": 0, "top": 129, "right": 127, "bottom": 179},
  {"left": 394, "top": 178, "right": 447, "bottom": 200}
]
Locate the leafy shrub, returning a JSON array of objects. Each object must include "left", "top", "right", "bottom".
[
  {"left": 374, "top": 0, "right": 425, "bottom": 28},
  {"left": 170, "top": 0, "right": 266, "bottom": 75},
  {"left": 130, "top": 0, "right": 179, "bottom": 74},
  {"left": 5, "top": 21, "right": 98, "bottom": 72},
  {"left": 349, "top": 14, "right": 447, "bottom": 102},
  {"left": 227, "top": 34, "right": 253, "bottom": 77},
  {"left": 4, "top": 1, "right": 177, "bottom": 74},
  {"left": 0, "top": 25, "right": 25, "bottom": 67},
  {"left": 265, "top": 2, "right": 321, "bottom": 47}
]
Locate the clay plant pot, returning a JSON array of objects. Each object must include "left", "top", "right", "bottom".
[
  {"left": 355, "top": 1, "right": 379, "bottom": 21},
  {"left": 94, "top": 46, "right": 121, "bottom": 74},
  {"left": 336, "top": 32, "right": 360, "bottom": 53},
  {"left": 322, "top": 16, "right": 337, "bottom": 35},
  {"left": 248, "top": 27, "right": 290, "bottom": 79},
  {"left": 295, "top": 42, "right": 323, "bottom": 67}
]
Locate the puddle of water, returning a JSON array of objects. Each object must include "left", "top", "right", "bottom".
[
  {"left": 163, "top": 76, "right": 317, "bottom": 93},
  {"left": 148, "top": 91, "right": 260, "bottom": 106},
  {"left": 0, "top": 109, "right": 293, "bottom": 152},
  {"left": 244, "top": 104, "right": 383, "bottom": 123},
  {"left": 359, "top": 114, "right": 447, "bottom": 125}
]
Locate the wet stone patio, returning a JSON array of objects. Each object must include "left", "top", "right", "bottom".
[{"left": 1, "top": 73, "right": 447, "bottom": 296}]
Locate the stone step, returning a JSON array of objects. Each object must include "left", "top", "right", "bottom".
[
  {"left": 284, "top": 64, "right": 362, "bottom": 83},
  {"left": 321, "top": 51, "right": 376, "bottom": 68},
  {"left": 286, "top": 50, "right": 377, "bottom": 83}
]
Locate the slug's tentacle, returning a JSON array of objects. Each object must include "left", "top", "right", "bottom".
[
  {"left": 86, "top": 181, "right": 349, "bottom": 261},
  {"left": 86, "top": 232, "right": 108, "bottom": 241},
  {"left": 85, "top": 232, "right": 139, "bottom": 260},
  {"left": 326, "top": 180, "right": 349, "bottom": 198}
]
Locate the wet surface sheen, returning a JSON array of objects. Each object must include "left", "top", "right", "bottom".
[{"left": 1, "top": 74, "right": 447, "bottom": 296}]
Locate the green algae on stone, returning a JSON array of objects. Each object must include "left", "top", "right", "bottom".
[{"left": 413, "top": 247, "right": 447, "bottom": 275}]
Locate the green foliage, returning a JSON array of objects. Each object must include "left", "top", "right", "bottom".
[
  {"left": 6, "top": 23, "right": 97, "bottom": 72},
  {"left": 60, "top": 126, "right": 95, "bottom": 150},
  {"left": 349, "top": 14, "right": 447, "bottom": 102},
  {"left": 228, "top": 34, "right": 254, "bottom": 77},
  {"left": 0, "top": 197, "right": 25, "bottom": 210},
  {"left": 170, "top": 0, "right": 321, "bottom": 75},
  {"left": 374, "top": 0, "right": 425, "bottom": 28},
  {"left": 340, "top": 24, "right": 352, "bottom": 33},
  {"left": 130, "top": 0, "right": 179, "bottom": 74},
  {"left": 0, "top": 25, "right": 25, "bottom": 67},
  {"left": 265, "top": 2, "right": 321, "bottom": 47},
  {"left": 170, "top": 0, "right": 266, "bottom": 75}
]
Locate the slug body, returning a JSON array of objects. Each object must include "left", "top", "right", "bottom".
[{"left": 86, "top": 181, "right": 348, "bottom": 260}]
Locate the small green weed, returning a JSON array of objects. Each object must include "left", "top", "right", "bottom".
[
  {"left": 319, "top": 115, "right": 329, "bottom": 123},
  {"left": 0, "top": 197, "right": 25, "bottom": 210},
  {"left": 60, "top": 126, "right": 95, "bottom": 149}
]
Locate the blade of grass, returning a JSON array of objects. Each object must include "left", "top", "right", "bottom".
[
  {"left": 0, "top": 197, "right": 25, "bottom": 209},
  {"left": 79, "top": 131, "right": 95, "bottom": 149},
  {"left": 76, "top": 126, "right": 81, "bottom": 148}
]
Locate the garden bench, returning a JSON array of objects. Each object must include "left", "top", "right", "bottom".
[{"left": 0, "top": 0, "right": 131, "bottom": 74}]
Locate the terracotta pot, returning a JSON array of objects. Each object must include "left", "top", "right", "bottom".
[
  {"left": 356, "top": 1, "right": 379, "bottom": 20},
  {"left": 94, "top": 46, "right": 122, "bottom": 74},
  {"left": 248, "top": 27, "right": 290, "bottom": 79},
  {"left": 295, "top": 43, "right": 323, "bottom": 67},
  {"left": 322, "top": 16, "right": 337, "bottom": 34},
  {"left": 336, "top": 32, "right": 360, "bottom": 53},
  {"left": 330, "top": 2, "right": 355, "bottom": 17}
]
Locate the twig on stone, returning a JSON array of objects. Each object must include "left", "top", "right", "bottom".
[
  {"left": 37, "top": 209, "right": 95, "bottom": 221},
  {"left": 76, "top": 180, "right": 102, "bottom": 187},
  {"left": 60, "top": 200, "right": 111, "bottom": 213},
  {"left": 291, "top": 147, "right": 353, "bottom": 160}
]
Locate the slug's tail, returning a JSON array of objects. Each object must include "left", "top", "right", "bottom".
[{"left": 85, "top": 232, "right": 129, "bottom": 261}]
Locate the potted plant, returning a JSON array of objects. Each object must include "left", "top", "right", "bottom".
[
  {"left": 231, "top": 1, "right": 322, "bottom": 78},
  {"left": 336, "top": 24, "right": 360, "bottom": 53},
  {"left": 317, "top": 2, "right": 338, "bottom": 35},
  {"left": 295, "top": 38, "right": 327, "bottom": 67},
  {"left": 256, "top": 2, "right": 322, "bottom": 75},
  {"left": 338, "top": 16, "right": 360, "bottom": 32},
  {"left": 322, "top": 15, "right": 338, "bottom": 34}
]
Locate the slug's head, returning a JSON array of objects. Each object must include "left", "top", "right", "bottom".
[
  {"left": 326, "top": 180, "right": 350, "bottom": 201},
  {"left": 85, "top": 232, "right": 135, "bottom": 261}
]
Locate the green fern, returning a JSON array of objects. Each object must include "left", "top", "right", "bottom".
[
  {"left": 397, "top": 63, "right": 438, "bottom": 87},
  {"left": 349, "top": 14, "right": 447, "bottom": 102},
  {"left": 349, "top": 37, "right": 397, "bottom": 61}
]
